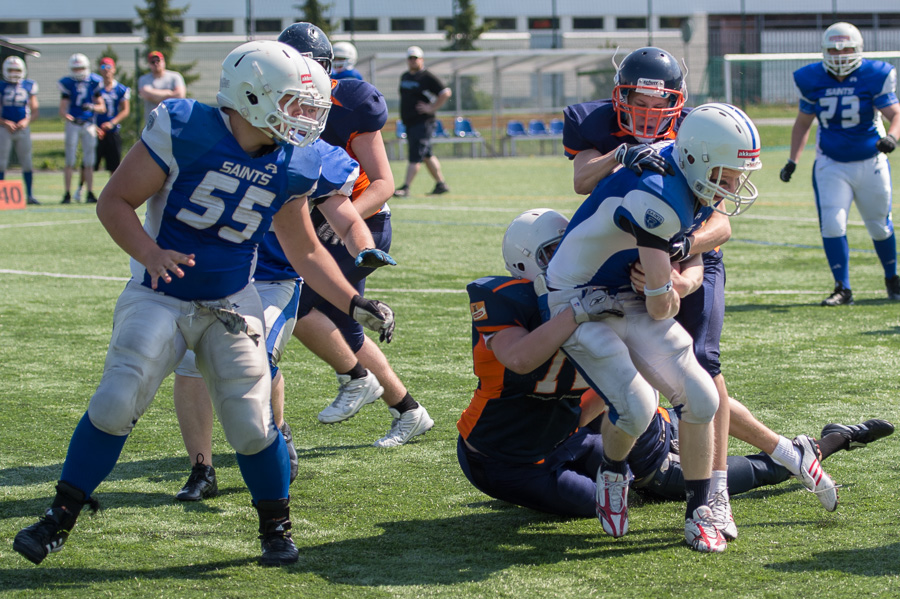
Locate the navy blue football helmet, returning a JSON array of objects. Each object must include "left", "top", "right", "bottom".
[
  {"left": 612, "top": 47, "right": 686, "bottom": 140},
  {"left": 278, "top": 22, "right": 334, "bottom": 75}
]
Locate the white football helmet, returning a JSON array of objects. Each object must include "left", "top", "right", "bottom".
[
  {"left": 674, "top": 103, "right": 761, "bottom": 217},
  {"left": 332, "top": 42, "right": 358, "bottom": 72},
  {"left": 217, "top": 40, "right": 332, "bottom": 148},
  {"left": 69, "top": 53, "right": 90, "bottom": 81},
  {"left": 822, "top": 22, "right": 863, "bottom": 77},
  {"left": 2, "top": 56, "right": 25, "bottom": 83},
  {"left": 502, "top": 209, "right": 569, "bottom": 280}
]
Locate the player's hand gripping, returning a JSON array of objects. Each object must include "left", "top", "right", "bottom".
[
  {"left": 143, "top": 248, "right": 196, "bottom": 290},
  {"left": 876, "top": 133, "right": 897, "bottom": 154},
  {"left": 350, "top": 294, "right": 395, "bottom": 343},
  {"left": 355, "top": 248, "right": 398, "bottom": 269},
  {"left": 668, "top": 234, "right": 693, "bottom": 262},
  {"left": 614, "top": 143, "right": 674, "bottom": 176},
  {"left": 779, "top": 160, "right": 796, "bottom": 182}
]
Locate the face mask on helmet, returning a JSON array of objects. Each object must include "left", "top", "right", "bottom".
[
  {"left": 613, "top": 47, "right": 686, "bottom": 141},
  {"left": 502, "top": 209, "right": 570, "bottom": 280},
  {"left": 822, "top": 22, "right": 863, "bottom": 77},
  {"left": 674, "top": 103, "right": 762, "bottom": 217},
  {"left": 217, "top": 41, "right": 332, "bottom": 148},
  {"left": 2, "top": 57, "right": 25, "bottom": 83},
  {"left": 278, "top": 22, "right": 334, "bottom": 75},
  {"left": 332, "top": 42, "right": 358, "bottom": 72},
  {"left": 69, "top": 53, "right": 90, "bottom": 81}
]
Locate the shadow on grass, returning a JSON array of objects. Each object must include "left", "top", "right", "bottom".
[{"left": 765, "top": 541, "right": 900, "bottom": 576}]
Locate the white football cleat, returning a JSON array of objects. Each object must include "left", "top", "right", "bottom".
[
  {"left": 595, "top": 469, "right": 629, "bottom": 538},
  {"left": 373, "top": 406, "right": 434, "bottom": 447},
  {"left": 708, "top": 488, "right": 737, "bottom": 540},
  {"left": 317, "top": 370, "right": 383, "bottom": 424},
  {"left": 685, "top": 505, "right": 727, "bottom": 553},
  {"left": 793, "top": 435, "right": 838, "bottom": 511}
]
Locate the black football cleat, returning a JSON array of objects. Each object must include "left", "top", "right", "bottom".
[
  {"left": 13, "top": 507, "right": 77, "bottom": 565},
  {"left": 886, "top": 276, "right": 900, "bottom": 301},
  {"left": 821, "top": 419, "right": 895, "bottom": 449},
  {"left": 821, "top": 283, "right": 853, "bottom": 306},
  {"left": 256, "top": 499, "right": 299, "bottom": 566},
  {"left": 175, "top": 462, "right": 218, "bottom": 501}
]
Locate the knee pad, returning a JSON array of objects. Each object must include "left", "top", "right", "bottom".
[
  {"left": 87, "top": 369, "right": 143, "bottom": 435},
  {"left": 610, "top": 379, "right": 658, "bottom": 438},
  {"left": 679, "top": 371, "right": 720, "bottom": 424}
]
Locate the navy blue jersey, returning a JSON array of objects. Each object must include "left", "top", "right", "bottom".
[
  {"left": 254, "top": 139, "right": 359, "bottom": 282},
  {"left": 0, "top": 79, "right": 38, "bottom": 122},
  {"left": 458, "top": 276, "right": 587, "bottom": 463},
  {"left": 332, "top": 68, "right": 363, "bottom": 81},
  {"left": 58, "top": 73, "right": 103, "bottom": 121},
  {"left": 96, "top": 81, "right": 130, "bottom": 131},
  {"left": 137, "top": 99, "right": 321, "bottom": 300},
  {"left": 793, "top": 59, "right": 898, "bottom": 162},
  {"left": 547, "top": 143, "right": 698, "bottom": 291}
]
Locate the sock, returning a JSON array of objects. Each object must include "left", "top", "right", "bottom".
[
  {"left": 341, "top": 361, "right": 367, "bottom": 380},
  {"left": 710, "top": 470, "right": 728, "bottom": 497},
  {"left": 873, "top": 233, "right": 897, "bottom": 279},
  {"left": 392, "top": 392, "right": 419, "bottom": 414},
  {"left": 685, "top": 478, "right": 711, "bottom": 517},
  {"left": 767, "top": 436, "right": 801, "bottom": 475},
  {"left": 817, "top": 432, "right": 849, "bottom": 460},
  {"left": 822, "top": 236, "right": 850, "bottom": 289},
  {"left": 59, "top": 412, "right": 129, "bottom": 497},
  {"left": 235, "top": 431, "right": 290, "bottom": 502},
  {"left": 23, "top": 171, "right": 33, "bottom": 196},
  {"left": 600, "top": 452, "right": 628, "bottom": 476}
]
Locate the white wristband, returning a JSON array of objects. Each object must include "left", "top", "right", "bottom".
[{"left": 643, "top": 280, "right": 673, "bottom": 297}]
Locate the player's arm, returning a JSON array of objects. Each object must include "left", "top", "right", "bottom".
[
  {"left": 111, "top": 97, "right": 130, "bottom": 127},
  {"left": 348, "top": 129, "right": 395, "bottom": 218},
  {"left": 686, "top": 210, "right": 731, "bottom": 256},
  {"left": 89, "top": 93, "right": 106, "bottom": 115},
  {"left": 316, "top": 193, "right": 378, "bottom": 257},
  {"left": 59, "top": 96, "right": 72, "bottom": 121},
  {"left": 96, "top": 142, "right": 195, "bottom": 289},
  {"left": 788, "top": 110, "right": 816, "bottom": 164},
  {"left": 876, "top": 102, "right": 900, "bottom": 152},
  {"left": 488, "top": 308, "right": 579, "bottom": 375},
  {"left": 572, "top": 147, "right": 621, "bottom": 195},
  {"left": 631, "top": 253, "right": 703, "bottom": 299},
  {"left": 637, "top": 246, "right": 680, "bottom": 320},
  {"left": 23, "top": 94, "right": 38, "bottom": 126}
]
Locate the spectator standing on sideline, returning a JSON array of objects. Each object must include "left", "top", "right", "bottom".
[
  {"left": 137, "top": 51, "right": 185, "bottom": 124},
  {"left": 393, "top": 46, "right": 451, "bottom": 198},
  {"left": 58, "top": 53, "right": 104, "bottom": 204},
  {"left": 0, "top": 56, "right": 40, "bottom": 204},
  {"left": 94, "top": 58, "right": 130, "bottom": 174}
]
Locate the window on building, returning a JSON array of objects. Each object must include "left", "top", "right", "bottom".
[
  {"left": 528, "top": 17, "right": 559, "bottom": 30},
  {"left": 95, "top": 20, "right": 133, "bottom": 35},
  {"left": 437, "top": 18, "right": 454, "bottom": 31},
  {"left": 198, "top": 19, "right": 234, "bottom": 34},
  {"left": 170, "top": 20, "right": 184, "bottom": 33},
  {"left": 573, "top": 17, "right": 605, "bottom": 30},
  {"left": 343, "top": 18, "right": 378, "bottom": 32},
  {"left": 391, "top": 18, "right": 425, "bottom": 32},
  {"left": 42, "top": 21, "right": 80, "bottom": 35},
  {"left": 254, "top": 19, "right": 282, "bottom": 33},
  {"left": 659, "top": 17, "right": 686, "bottom": 29},
  {"left": 616, "top": 17, "right": 647, "bottom": 30},
  {"left": 0, "top": 21, "right": 28, "bottom": 35},
  {"left": 485, "top": 17, "right": 516, "bottom": 31}
]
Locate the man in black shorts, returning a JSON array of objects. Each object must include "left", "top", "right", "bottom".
[{"left": 394, "top": 46, "right": 451, "bottom": 197}]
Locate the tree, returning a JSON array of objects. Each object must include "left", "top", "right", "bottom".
[
  {"left": 443, "top": 0, "right": 493, "bottom": 51},
  {"left": 294, "top": 0, "right": 334, "bottom": 36}
]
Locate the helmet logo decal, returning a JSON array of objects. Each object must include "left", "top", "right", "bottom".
[
  {"left": 301, "top": 73, "right": 313, "bottom": 84},
  {"left": 737, "top": 149, "right": 760, "bottom": 159},
  {"left": 644, "top": 209, "right": 664, "bottom": 229},
  {"left": 635, "top": 78, "right": 667, "bottom": 98}
]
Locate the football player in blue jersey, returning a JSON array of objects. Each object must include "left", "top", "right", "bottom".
[
  {"left": 94, "top": 57, "right": 130, "bottom": 174},
  {"left": 13, "top": 40, "right": 396, "bottom": 568},
  {"left": 782, "top": 22, "right": 900, "bottom": 306},
  {"left": 279, "top": 23, "right": 434, "bottom": 447},
  {"left": 0, "top": 56, "right": 39, "bottom": 204},
  {"left": 58, "top": 53, "right": 105, "bottom": 204},
  {"left": 332, "top": 42, "right": 364, "bottom": 81},
  {"left": 542, "top": 103, "right": 767, "bottom": 553}
]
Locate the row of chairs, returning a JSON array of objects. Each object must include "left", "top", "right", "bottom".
[
  {"left": 506, "top": 118, "right": 564, "bottom": 137},
  {"left": 396, "top": 117, "right": 481, "bottom": 139}
]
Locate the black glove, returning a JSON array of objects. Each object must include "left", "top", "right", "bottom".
[
  {"left": 668, "top": 234, "right": 693, "bottom": 262},
  {"left": 315, "top": 220, "right": 344, "bottom": 246},
  {"left": 779, "top": 160, "right": 796, "bottom": 183},
  {"left": 876, "top": 133, "right": 897, "bottom": 154},
  {"left": 614, "top": 143, "right": 674, "bottom": 176},
  {"left": 350, "top": 294, "right": 395, "bottom": 343}
]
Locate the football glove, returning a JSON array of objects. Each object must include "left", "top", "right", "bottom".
[
  {"left": 350, "top": 294, "right": 395, "bottom": 343},
  {"left": 315, "top": 221, "right": 343, "bottom": 246},
  {"left": 614, "top": 143, "right": 674, "bottom": 176},
  {"left": 779, "top": 160, "right": 796, "bottom": 182},
  {"left": 570, "top": 287, "right": 624, "bottom": 323},
  {"left": 355, "top": 248, "right": 397, "bottom": 269},
  {"left": 876, "top": 133, "right": 897, "bottom": 154},
  {"left": 668, "top": 234, "right": 693, "bottom": 262}
]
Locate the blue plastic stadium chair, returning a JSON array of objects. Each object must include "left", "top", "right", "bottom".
[
  {"left": 528, "top": 119, "right": 549, "bottom": 135},
  {"left": 549, "top": 118, "right": 564, "bottom": 135},
  {"left": 454, "top": 117, "right": 480, "bottom": 137},
  {"left": 396, "top": 120, "right": 407, "bottom": 139},
  {"left": 433, "top": 120, "right": 450, "bottom": 137},
  {"left": 506, "top": 120, "right": 527, "bottom": 136}
]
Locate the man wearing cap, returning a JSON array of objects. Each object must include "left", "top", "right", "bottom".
[
  {"left": 137, "top": 51, "right": 185, "bottom": 123},
  {"left": 394, "top": 46, "right": 451, "bottom": 197},
  {"left": 95, "top": 58, "right": 130, "bottom": 174}
]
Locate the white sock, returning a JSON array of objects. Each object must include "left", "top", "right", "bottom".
[
  {"left": 710, "top": 470, "right": 729, "bottom": 498},
  {"left": 768, "top": 436, "right": 801, "bottom": 475}
]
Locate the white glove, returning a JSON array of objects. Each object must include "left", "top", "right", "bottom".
[
  {"left": 569, "top": 287, "right": 624, "bottom": 323},
  {"left": 350, "top": 294, "right": 395, "bottom": 343}
]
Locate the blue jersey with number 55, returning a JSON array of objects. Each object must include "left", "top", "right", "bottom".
[
  {"left": 138, "top": 99, "right": 321, "bottom": 300},
  {"left": 793, "top": 59, "right": 898, "bottom": 162}
]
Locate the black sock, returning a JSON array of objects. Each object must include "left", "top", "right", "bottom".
[
  {"left": 600, "top": 453, "right": 628, "bottom": 476},
  {"left": 341, "top": 362, "right": 367, "bottom": 380},
  {"left": 818, "top": 433, "right": 848, "bottom": 460},
  {"left": 684, "top": 478, "right": 710, "bottom": 518},
  {"left": 392, "top": 393, "right": 419, "bottom": 414}
]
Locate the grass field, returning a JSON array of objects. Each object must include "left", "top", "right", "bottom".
[{"left": 2, "top": 148, "right": 900, "bottom": 598}]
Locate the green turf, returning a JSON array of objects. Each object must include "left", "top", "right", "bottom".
[{"left": 2, "top": 149, "right": 900, "bottom": 598}]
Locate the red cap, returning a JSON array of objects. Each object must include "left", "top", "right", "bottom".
[
  {"left": 147, "top": 51, "right": 164, "bottom": 61},
  {"left": 100, "top": 57, "right": 116, "bottom": 68}
]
